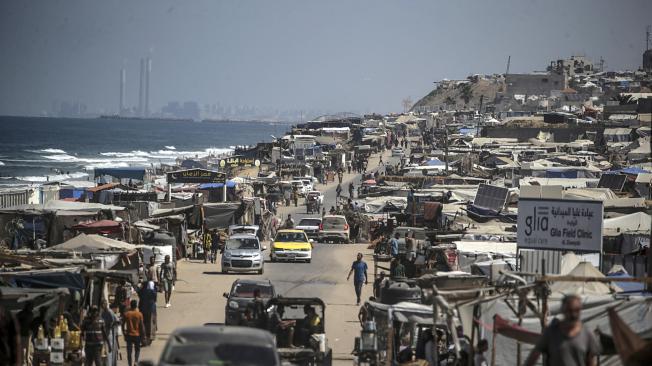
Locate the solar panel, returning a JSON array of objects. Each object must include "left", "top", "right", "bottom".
[
  {"left": 473, "top": 184, "right": 509, "bottom": 212},
  {"left": 597, "top": 174, "right": 627, "bottom": 192}
]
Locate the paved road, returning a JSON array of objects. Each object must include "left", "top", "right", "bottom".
[{"left": 129, "top": 150, "right": 392, "bottom": 366}]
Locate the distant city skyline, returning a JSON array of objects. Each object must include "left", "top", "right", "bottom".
[{"left": 0, "top": 0, "right": 650, "bottom": 117}]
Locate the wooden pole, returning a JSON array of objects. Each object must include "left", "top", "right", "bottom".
[{"left": 490, "top": 314, "right": 497, "bottom": 366}]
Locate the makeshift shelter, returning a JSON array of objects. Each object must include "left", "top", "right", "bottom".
[
  {"left": 603, "top": 212, "right": 651, "bottom": 236},
  {"left": 549, "top": 262, "right": 620, "bottom": 295},
  {"left": 47, "top": 233, "right": 136, "bottom": 253}
]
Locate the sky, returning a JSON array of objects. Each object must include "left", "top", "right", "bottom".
[{"left": 0, "top": 0, "right": 650, "bottom": 116}]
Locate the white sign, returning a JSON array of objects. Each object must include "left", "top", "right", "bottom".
[{"left": 517, "top": 198, "right": 603, "bottom": 252}]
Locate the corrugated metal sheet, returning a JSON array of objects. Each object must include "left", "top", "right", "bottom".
[
  {"left": 519, "top": 249, "right": 562, "bottom": 275},
  {"left": 0, "top": 190, "right": 30, "bottom": 209}
]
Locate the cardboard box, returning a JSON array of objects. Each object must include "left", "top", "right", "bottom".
[
  {"left": 51, "top": 338, "right": 64, "bottom": 350},
  {"left": 50, "top": 351, "right": 64, "bottom": 364}
]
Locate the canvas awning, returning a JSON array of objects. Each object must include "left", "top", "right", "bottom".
[
  {"left": 46, "top": 233, "right": 136, "bottom": 253},
  {"left": 603, "top": 212, "right": 651, "bottom": 236}
]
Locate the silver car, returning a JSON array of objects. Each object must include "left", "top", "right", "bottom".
[
  {"left": 318, "top": 215, "right": 350, "bottom": 243},
  {"left": 221, "top": 234, "right": 266, "bottom": 274}
]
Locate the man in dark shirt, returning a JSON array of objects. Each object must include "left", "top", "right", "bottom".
[
  {"left": 347, "top": 253, "right": 368, "bottom": 305},
  {"left": 16, "top": 302, "right": 34, "bottom": 364},
  {"left": 81, "top": 306, "right": 110, "bottom": 366},
  {"left": 525, "top": 294, "right": 600, "bottom": 366}
]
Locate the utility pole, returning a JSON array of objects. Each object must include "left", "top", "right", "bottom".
[
  {"left": 647, "top": 25, "right": 651, "bottom": 50},
  {"left": 505, "top": 55, "right": 511, "bottom": 76}
]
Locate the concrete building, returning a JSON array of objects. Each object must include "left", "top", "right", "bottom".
[
  {"left": 505, "top": 72, "right": 566, "bottom": 97},
  {"left": 643, "top": 50, "right": 652, "bottom": 72}
]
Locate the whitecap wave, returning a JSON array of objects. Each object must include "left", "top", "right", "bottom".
[
  {"left": 39, "top": 148, "right": 67, "bottom": 154},
  {"left": 42, "top": 154, "right": 78, "bottom": 161},
  {"left": 15, "top": 171, "right": 89, "bottom": 183},
  {"left": 165, "top": 146, "right": 176, "bottom": 150},
  {"left": 0, "top": 161, "right": 4, "bottom": 166},
  {"left": 84, "top": 162, "right": 131, "bottom": 170}
]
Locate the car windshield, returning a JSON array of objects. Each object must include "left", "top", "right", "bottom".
[
  {"left": 232, "top": 283, "right": 274, "bottom": 298},
  {"left": 275, "top": 232, "right": 308, "bottom": 242},
  {"left": 225, "top": 238, "right": 259, "bottom": 250},
  {"left": 298, "top": 219, "right": 321, "bottom": 227},
  {"left": 323, "top": 217, "right": 346, "bottom": 227},
  {"left": 161, "top": 343, "right": 276, "bottom": 365}
]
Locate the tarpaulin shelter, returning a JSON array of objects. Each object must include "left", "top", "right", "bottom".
[
  {"left": 72, "top": 219, "right": 122, "bottom": 235},
  {"left": 473, "top": 295, "right": 652, "bottom": 366},
  {"left": 46, "top": 233, "right": 136, "bottom": 253},
  {"left": 1, "top": 267, "right": 85, "bottom": 290},
  {"left": 550, "top": 262, "right": 621, "bottom": 295}
]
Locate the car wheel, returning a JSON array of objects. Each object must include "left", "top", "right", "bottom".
[
  {"left": 307, "top": 259, "right": 311, "bottom": 263},
  {"left": 271, "top": 256, "right": 276, "bottom": 263},
  {"left": 258, "top": 267, "right": 264, "bottom": 275},
  {"left": 221, "top": 268, "right": 227, "bottom": 274}
]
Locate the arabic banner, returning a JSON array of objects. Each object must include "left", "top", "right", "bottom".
[
  {"left": 167, "top": 169, "right": 226, "bottom": 184},
  {"left": 517, "top": 198, "right": 603, "bottom": 252},
  {"left": 219, "top": 156, "right": 260, "bottom": 168}
]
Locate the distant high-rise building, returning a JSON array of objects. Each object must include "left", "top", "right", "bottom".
[
  {"left": 119, "top": 68, "right": 126, "bottom": 115},
  {"left": 138, "top": 58, "right": 145, "bottom": 117},
  {"left": 144, "top": 57, "right": 152, "bottom": 117}
]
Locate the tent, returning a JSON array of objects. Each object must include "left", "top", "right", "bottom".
[
  {"left": 47, "top": 233, "right": 136, "bottom": 253},
  {"left": 550, "top": 262, "right": 621, "bottom": 295},
  {"left": 603, "top": 212, "right": 651, "bottom": 236}
]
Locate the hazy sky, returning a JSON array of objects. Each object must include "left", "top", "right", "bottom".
[{"left": 1, "top": 0, "right": 650, "bottom": 116}]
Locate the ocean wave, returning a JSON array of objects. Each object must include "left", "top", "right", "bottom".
[
  {"left": 0, "top": 161, "right": 4, "bottom": 166},
  {"left": 42, "top": 154, "right": 78, "bottom": 161},
  {"left": 38, "top": 148, "right": 67, "bottom": 154},
  {"left": 84, "top": 162, "right": 131, "bottom": 170},
  {"left": 165, "top": 146, "right": 176, "bottom": 150},
  {"left": 15, "top": 172, "right": 90, "bottom": 182}
]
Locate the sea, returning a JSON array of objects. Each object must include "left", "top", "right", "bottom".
[{"left": 0, "top": 116, "right": 290, "bottom": 185}]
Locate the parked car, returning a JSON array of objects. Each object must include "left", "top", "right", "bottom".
[
  {"left": 223, "top": 279, "right": 276, "bottom": 325},
  {"left": 141, "top": 325, "right": 280, "bottom": 366},
  {"left": 271, "top": 229, "right": 313, "bottom": 263},
  {"left": 391, "top": 147, "right": 404, "bottom": 157},
  {"left": 221, "top": 234, "right": 266, "bottom": 274},
  {"left": 318, "top": 215, "right": 350, "bottom": 243},
  {"left": 295, "top": 217, "right": 322, "bottom": 240},
  {"left": 293, "top": 176, "right": 315, "bottom": 192},
  {"left": 290, "top": 180, "right": 309, "bottom": 196},
  {"left": 228, "top": 224, "right": 260, "bottom": 237}
]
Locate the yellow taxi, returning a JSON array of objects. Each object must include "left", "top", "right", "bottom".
[{"left": 270, "top": 229, "right": 313, "bottom": 263}]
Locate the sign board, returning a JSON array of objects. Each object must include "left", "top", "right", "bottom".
[
  {"left": 517, "top": 198, "right": 603, "bottom": 252},
  {"left": 166, "top": 169, "right": 226, "bottom": 184},
  {"left": 219, "top": 156, "right": 260, "bottom": 169}
]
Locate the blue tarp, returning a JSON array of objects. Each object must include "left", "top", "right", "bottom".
[
  {"left": 607, "top": 272, "right": 646, "bottom": 293},
  {"left": 545, "top": 169, "right": 578, "bottom": 178},
  {"left": 94, "top": 167, "right": 146, "bottom": 180},
  {"left": 424, "top": 158, "right": 445, "bottom": 166},
  {"left": 616, "top": 167, "right": 651, "bottom": 175},
  {"left": 199, "top": 180, "right": 237, "bottom": 189}
]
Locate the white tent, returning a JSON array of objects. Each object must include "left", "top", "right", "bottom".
[
  {"left": 47, "top": 233, "right": 136, "bottom": 253},
  {"left": 603, "top": 212, "right": 651, "bottom": 236},
  {"left": 550, "top": 262, "right": 621, "bottom": 295}
]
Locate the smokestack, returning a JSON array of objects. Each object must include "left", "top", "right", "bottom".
[
  {"left": 139, "top": 58, "right": 145, "bottom": 117},
  {"left": 119, "top": 68, "right": 126, "bottom": 115},
  {"left": 144, "top": 58, "right": 152, "bottom": 117}
]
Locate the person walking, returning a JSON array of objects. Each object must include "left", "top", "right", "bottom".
[
  {"left": 390, "top": 232, "right": 400, "bottom": 258},
  {"left": 137, "top": 281, "right": 157, "bottom": 344},
  {"left": 348, "top": 182, "right": 354, "bottom": 199},
  {"left": 81, "top": 306, "right": 110, "bottom": 366},
  {"left": 337, "top": 169, "right": 343, "bottom": 184},
  {"left": 158, "top": 255, "right": 175, "bottom": 308},
  {"left": 123, "top": 300, "right": 145, "bottom": 366},
  {"left": 346, "top": 253, "right": 368, "bottom": 305},
  {"left": 210, "top": 229, "right": 220, "bottom": 264},
  {"left": 202, "top": 229, "right": 212, "bottom": 263},
  {"left": 283, "top": 214, "right": 295, "bottom": 229},
  {"left": 16, "top": 302, "right": 33, "bottom": 365},
  {"left": 336, "top": 183, "right": 342, "bottom": 199},
  {"left": 100, "top": 299, "right": 119, "bottom": 366},
  {"left": 525, "top": 294, "right": 600, "bottom": 366},
  {"left": 145, "top": 256, "right": 158, "bottom": 290}
]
